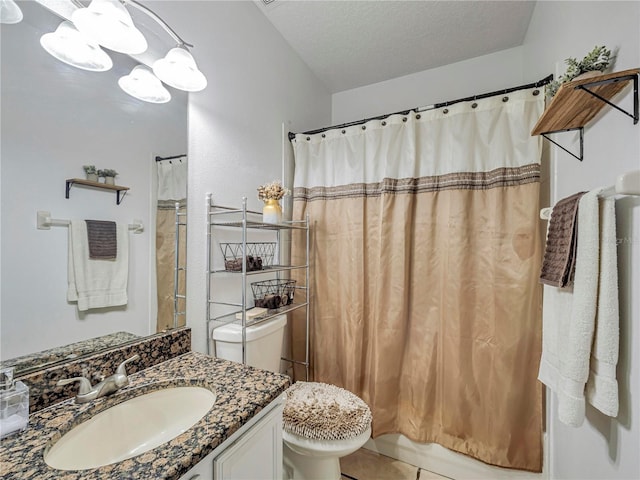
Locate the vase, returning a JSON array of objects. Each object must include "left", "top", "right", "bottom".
[
  {"left": 105, "top": 177, "right": 115, "bottom": 185},
  {"left": 262, "top": 198, "right": 282, "bottom": 224},
  {"left": 86, "top": 173, "right": 98, "bottom": 182}
]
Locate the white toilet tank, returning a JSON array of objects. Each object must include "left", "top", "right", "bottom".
[{"left": 211, "top": 314, "right": 287, "bottom": 373}]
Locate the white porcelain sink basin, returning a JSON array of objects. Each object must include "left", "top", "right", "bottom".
[{"left": 45, "top": 386, "right": 216, "bottom": 470}]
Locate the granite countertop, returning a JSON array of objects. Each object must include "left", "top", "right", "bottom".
[
  {"left": 0, "top": 352, "right": 291, "bottom": 479},
  {"left": 1, "top": 332, "right": 140, "bottom": 376}
]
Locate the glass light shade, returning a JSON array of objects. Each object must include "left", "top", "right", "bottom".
[
  {"left": 153, "top": 47, "right": 207, "bottom": 92},
  {"left": 118, "top": 65, "right": 171, "bottom": 104},
  {"left": 40, "top": 21, "right": 113, "bottom": 72},
  {"left": 0, "top": 0, "right": 23, "bottom": 24},
  {"left": 71, "top": 0, "right": 147, "bottom": 54}
]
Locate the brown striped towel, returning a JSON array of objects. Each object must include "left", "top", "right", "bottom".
[
  {"left": 539, "top": 192, "right": 586, "bottom": 288},
  {"left": 85, "top": 220, "right": 117, "bottom": 260}
]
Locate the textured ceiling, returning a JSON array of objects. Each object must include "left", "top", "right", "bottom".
[{"left": 255, "top": 0, "right": 536, "bottom": 93}]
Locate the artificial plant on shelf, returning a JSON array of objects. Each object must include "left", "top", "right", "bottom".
[
  {"left": 257, "top": 180, "right": 290, "bottom": 224},
  {"left": 547, "top": 45, "right": 613, "bottom": 98},
  {"left": 83, "top": 165, "right": 98, "bottom": 181},
  {"left": 98, "top": 169, "right": 118, "bottom": 185}
]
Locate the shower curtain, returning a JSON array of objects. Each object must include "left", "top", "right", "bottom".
[
  {"left": 290, "top": 88, "right": 544, "bottom": 471},
  {"left": 156, "top": 156, "right": 187, "bottom": 332}
]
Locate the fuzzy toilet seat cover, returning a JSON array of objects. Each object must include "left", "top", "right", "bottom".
[{"left": 283, "top": 381, "right": 372, "bottom": 441}]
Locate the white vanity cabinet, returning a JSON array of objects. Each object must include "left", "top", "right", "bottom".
[{"left": 179, "top": 393, "right": 284, "bottom": 480}]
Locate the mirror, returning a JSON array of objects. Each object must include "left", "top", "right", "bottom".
[{"left": 0, "top": 1, "right": 188, "bottom": 376}]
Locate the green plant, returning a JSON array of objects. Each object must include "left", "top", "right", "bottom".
[
  {"left": 547, "top": 45, "right": 613, "bottom": 98},
  {"left": 83, "top": 165, "right": 97, "bottom": 175},
  {"left": 98, "top": 169, "right": 118, "bottom": 177}
]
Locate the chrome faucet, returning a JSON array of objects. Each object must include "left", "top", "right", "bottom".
[{"left": 57, "top": 354, "right": 140, "bottom": 404}]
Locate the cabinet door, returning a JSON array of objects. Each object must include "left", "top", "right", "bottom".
[
  {"left": 180, "top": 450, "right": 215, "bottom": 480},
  {"left": 214, "top": 405, "right": 283, "bottom": 480}
]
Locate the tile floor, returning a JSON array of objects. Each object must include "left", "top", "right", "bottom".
[{"left": 340, "top": 448, "right": 451, "bottom": 480}]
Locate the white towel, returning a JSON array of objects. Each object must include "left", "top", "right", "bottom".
[
  {"left": 67, "top": 220, "right": 128, "bottom": 311},
  {"left": 538, "top": 188, "right": 619, "bottom": 426},
  {"left": 586, "top": 197, "right": 619, "bottom": 416}
]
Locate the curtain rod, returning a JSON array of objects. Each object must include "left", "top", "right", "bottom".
[
  {"left": 155, "top": 154, "right": 186, "bottom": 162},
  {"left": 288, "top": 74, "right": 553, "bottom": 141}
]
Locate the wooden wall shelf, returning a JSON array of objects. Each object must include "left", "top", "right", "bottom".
[
  {"left": 65, "top": 178, "right": 130, "bottom": 205},
  {"left": 530, "top": 68, "right": 638, "bottom": 161},
  {"left": 532, "top": 68, "right": 639, "bottom": 136}
]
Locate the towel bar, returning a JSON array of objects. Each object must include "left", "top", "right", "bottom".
[
  {"left": 540, "top": 169, "right": 640, "bottom": 220},
  {"left": 36, "top": 211, "right": 143, "bottom": 234}
]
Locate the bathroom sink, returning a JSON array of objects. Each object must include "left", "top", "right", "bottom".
[{"left": 44, "top": 386, "right": 216, "bottom": 470}]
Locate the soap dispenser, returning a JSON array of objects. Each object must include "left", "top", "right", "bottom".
[{"left": 0, "top": 366, "right": 29, "bottom": 438}]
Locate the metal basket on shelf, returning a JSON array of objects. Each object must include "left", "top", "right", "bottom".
[
  {"left": 251, "top": 279, "right": 296, "bottom": 309},
  {"left": 220, "top": 242, "right": 276, "bottom": 272}
]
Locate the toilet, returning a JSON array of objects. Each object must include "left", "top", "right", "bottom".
[
  {"left": 282, "top": 381, "right": 372, "bottom": 480},
  {"left": 211, "top": 316, "right": 372, "bottom": 480},
  {"left": 210, "top": 314, "right": 287, "bottom": 373}
]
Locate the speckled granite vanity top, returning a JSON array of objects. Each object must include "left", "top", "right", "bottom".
[
  {"left": 0, "top": 331, "right": 140, "bottom": 375},
  {"left": 0, "top": 352, "right": 290, "bottom": 479}
]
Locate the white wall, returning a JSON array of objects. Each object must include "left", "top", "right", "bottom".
[
  {"left": 0, "top": 4, "right": 187, "bottom": 359},
  {"left": 522, "top": 2, "right": 640, "bottom": 479},
  {"left": 330, "top": 2, "right": 639, "bottom": 479},
  {"left": 331, "top": 46, "right": 525, "bottom": 124},
  {"left": 147, "top": 1, "right": 331, "bottom": 354}
]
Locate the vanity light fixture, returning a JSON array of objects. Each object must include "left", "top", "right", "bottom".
[
  {"left": 40, "top": 0, "right": 207, "bottom": 102},
  {"left": 40, "top": 21, "right": 113, "bottom": 72},
  {"left": 118, "top": 65, "right": 171, "bottom": 104},
  {"left": 71, "top": 0, "right": 147, "bottom": 54},
  {"left": 153, "top": 47, "right": 207, "bottom": 92},
  {"left": 0, "top": 0, "right": 23, "bottom": 24}
]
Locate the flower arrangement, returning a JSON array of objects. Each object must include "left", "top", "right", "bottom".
[
  {"left": 547, "top": 45, "right": 613, "bottom": 98},
  {"left": 257, "top": 180, "right": 290, "bottom": 202}
]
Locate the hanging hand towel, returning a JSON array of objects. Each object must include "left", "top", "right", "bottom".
[
  {"left": 539, "top": 191, "right": 586, "bottom": 287},
  {"left": 538, "top": 189, "right": 601, "bottom": 427},
  {"left": 85, "top": 220, "right": 117, "bottom": 260},
  {"left": 585, "top": 196, "right": 619, "bottom": 417},
  {"left": 67, "top": 220, "right": 128, "bottom": 311}
]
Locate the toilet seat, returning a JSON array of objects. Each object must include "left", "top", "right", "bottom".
[
  {"left": 283, "top": 382, "right": 372, "bottom": 441},
  {"left": 282, "top": 382, "right": 372, "bottom": 480}
]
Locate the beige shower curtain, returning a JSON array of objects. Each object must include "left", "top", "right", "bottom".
[
  {"left": 156, "top": 157, "right": 187, "bottom": 332},
  {"left": 156, "top": 202, "right": 186, "bottom": 331},
  {"left": 290, "top": 89, "right": 544, "bottom": 471}
]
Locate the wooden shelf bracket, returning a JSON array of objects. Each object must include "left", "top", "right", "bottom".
[
  {"left": 541, "top": 127, "right": 584, "bottom": 162},
  {"left": 575, "top": 73, "right": 638, "bottom": 125}
]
